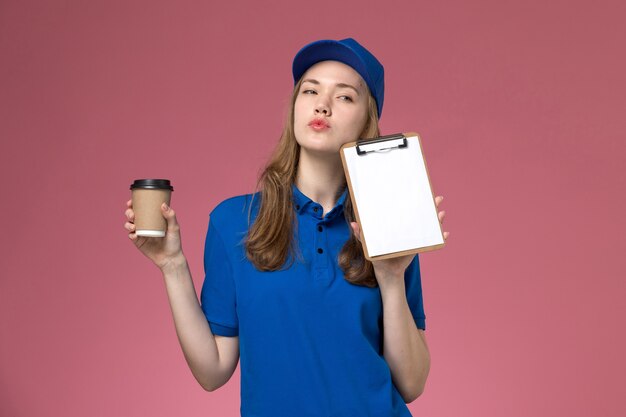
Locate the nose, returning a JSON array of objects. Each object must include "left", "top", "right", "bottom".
[{"left": 314, "top": 97, "right": 331, "bottom": 116}]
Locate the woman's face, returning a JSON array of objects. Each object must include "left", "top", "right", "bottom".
[{"left": 293, "top": 60, "right": 370, "bottom": 157}]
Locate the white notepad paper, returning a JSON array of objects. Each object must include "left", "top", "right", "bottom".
[{"left": 341, "top": 134, "right": 444, "bottom": 258}]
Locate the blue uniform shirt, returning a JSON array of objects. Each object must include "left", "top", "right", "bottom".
[{"left": 200, "top": 184, "right": 426, "bottom": 417}]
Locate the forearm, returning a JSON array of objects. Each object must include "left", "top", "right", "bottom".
[
  {"left": 160, "top": 255, "right": 222, "bottom": 390},
  {"left": 379, "top": 278, "right": 431, "bottom": 403}
]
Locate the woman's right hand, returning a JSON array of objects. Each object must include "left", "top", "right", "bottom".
[{"left": 124, "top": 199, "right": 185, "bottom": 270}]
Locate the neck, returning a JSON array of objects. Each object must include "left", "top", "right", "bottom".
[{"left": 295, "top": 149, "right": 346, "bottom": 215}]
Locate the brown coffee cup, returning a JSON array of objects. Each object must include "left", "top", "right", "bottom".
[{"left": 130, "top": 179, "right": 174, "bottom": 237}]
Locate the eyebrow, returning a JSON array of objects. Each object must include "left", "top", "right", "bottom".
[{"left": 302, "top": 79, "right": 361, "bottom": 96}]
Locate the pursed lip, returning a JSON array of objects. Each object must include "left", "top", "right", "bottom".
[{"left": 308, "top": 118, "right": 330, "bottom": 129}]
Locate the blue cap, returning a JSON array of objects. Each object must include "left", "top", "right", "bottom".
[{"left": 292, "top": 38, "right": 385, "bottom": 118}]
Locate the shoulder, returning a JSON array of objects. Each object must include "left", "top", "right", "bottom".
[
  {"left": 210, "top": 192, "right": 259, "bottom": 220},
  {"left": 209, "top": 192, "right": 261, "bottom": 235}
]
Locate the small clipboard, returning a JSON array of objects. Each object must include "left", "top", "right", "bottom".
[{"left": 340, "top": 132, "right": 445, "bottom": 261}]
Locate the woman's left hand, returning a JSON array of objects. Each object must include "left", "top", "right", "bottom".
[{"left": 350, "top": 195, "right": 449, "bottom": 287}]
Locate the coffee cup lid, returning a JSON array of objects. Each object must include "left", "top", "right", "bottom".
[{"left": 130, "top": 179, "right": 174, "bottom": 191}]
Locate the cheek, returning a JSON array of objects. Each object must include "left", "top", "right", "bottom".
[
  {"left": 292, "top": 99, "right": 308, "bottom": 143},
  {"left": 357, "top": 107, "right": 369, "bottom": 127},
  {"left": 293, "top": 99, "right": 306, "bottom": 125},
  {"left": 343, "top": 107, "right": 369, "bottom": 135}
]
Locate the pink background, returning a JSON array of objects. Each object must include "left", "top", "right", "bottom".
[{"left": 1, "top": 0, "right": 624, "bottom": 416}]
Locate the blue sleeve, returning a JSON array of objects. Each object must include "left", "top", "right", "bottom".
[
  {"left": 200, "top": 217, "right": 239, "bottom": 337},
  {"left": 404, "top": 253, "right": 426, "bottom": 330}
]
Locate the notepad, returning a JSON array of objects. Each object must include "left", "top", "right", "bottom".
[{"left": 340, "top": 132, "right": 445, "bottom": 260}]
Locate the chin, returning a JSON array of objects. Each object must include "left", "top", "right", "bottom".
[
  {"left": 295, "top": 131, "right": 344, "bottom": 156},
  {"left": 300, "top": 144, "right": 341, "bottom": 157}
]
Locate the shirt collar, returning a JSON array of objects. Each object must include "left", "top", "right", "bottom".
[
  {"left": 335, "top": 186, "right": 348, "bottom": 208},
  {"left": 292, "top": 183, "right": 348, "bottom": 219}
]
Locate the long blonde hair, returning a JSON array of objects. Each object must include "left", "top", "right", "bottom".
[{"left": 244, "top": 77, "right": 381, "bottom": 287}]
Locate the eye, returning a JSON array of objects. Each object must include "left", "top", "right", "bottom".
[
  {"left": 338, "top": 95, "right": 353, "bottom": 102},
  {"left": 302, "top": 89, "right": 317, "bottom": 95}
]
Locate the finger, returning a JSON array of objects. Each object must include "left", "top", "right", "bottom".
[
  {"left": 124, "top": 221, "right": 135, "bottom": 232},
  {"left": 443, "top": 231, "right": 450, "bottom": 240},
  {"left": 125, "top": 208, "right": 134, "bottom": 222},
  {"left": 128, "top": 230, "right": 144, "bottom": 242},
  {"left": 128, "top": 232, "right": 139, "bottom": 247},
  {"left": 350, "top": 222, "right": 361, "bottom": 243},
  {"left": 162, "top": 203, "right": 180, "bottom": 232},
  {"left": 435, "top": 196, "right": 443, "bottom": 207},
  {"left": 126, "top": 199, "right": 132, "bottom": 207},
  {"left": 438, "top": 210, "right": 445, "bottom": 223}
]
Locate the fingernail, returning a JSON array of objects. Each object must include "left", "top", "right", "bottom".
[{"left": 163, "top": 203, "right": 169, "bottom": 210}]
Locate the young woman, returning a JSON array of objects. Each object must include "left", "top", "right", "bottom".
[{"left": 124, "top": 38, "right": 449, "bottom": 417}]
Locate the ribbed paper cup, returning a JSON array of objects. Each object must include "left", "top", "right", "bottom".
[{"left": 130, "top": 179, "right": 174, "bottom": 237}]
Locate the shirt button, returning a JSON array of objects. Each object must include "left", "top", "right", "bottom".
[
  {"left": 295, "top": 204, "right": 300, "bottom": 210},
  {"left": 317, "top": 248, "right": 324, "bottom": 254},
  {"left": 313, "top": 207, "right": 319, "bottom": 212},
  {"left": 317, "top": 225, "right": 323, "bottom": 232}
]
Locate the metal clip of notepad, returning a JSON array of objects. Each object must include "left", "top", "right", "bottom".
[{"left": 355, "top": 133, "right": 408, "bottom": 155}]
